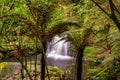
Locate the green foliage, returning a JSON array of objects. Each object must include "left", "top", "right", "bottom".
[
  {"left": 48, "top": 66, "right": 64, "bottom": 80},
  {"left": 86, "top": 28, "right": 120, "bottom": 80},
  {"left": 0, "top": 62, "right": 12, "bottom": 78},
  {"left": 0, "top": 68, "right": 12, "bottom": 78},
  {"left": 87, "top": 69, "right": 100, "bottom": 76},
  {"left": 84, "top": 47, "right": 99, "bottom": 62},
  {"left": 0, "top": 0, "right": 120, "bottom": 79},
  {"left": 117, "top": 0, "right": 120, "bottom": 2},
  {"left": 84, "top": 47, "right": 99, "bottom": 56},
  {"left": 0, "top": 62, "right": 9, "bottom": 70},
  {"left": 87, "top": 68, "right": 110, "bottom": 80}
]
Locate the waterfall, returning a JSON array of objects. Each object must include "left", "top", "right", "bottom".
[
  {"left": 37, "top": 35, "right": 74, "bottom": 69},
  {"left": 47, "top": 35, "right": 69, "bottom": 56},
  {"left": 46, "top": 35, "right": 74, "bottom": 69}
]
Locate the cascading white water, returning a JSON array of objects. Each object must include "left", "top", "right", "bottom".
[{"left": 46, "top": 35, "right": 74, "bottom": 69}]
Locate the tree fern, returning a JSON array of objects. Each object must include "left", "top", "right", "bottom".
[{"left": 89, "top": 29, "right": 120, "bottom": 80}]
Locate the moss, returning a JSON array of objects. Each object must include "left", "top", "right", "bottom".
[
  {"left": 26, "top": 65, "right": 31, "bottom": 71},
  {"left": 0, "top": 62, "right": 12, "bottom": 78},
  {"left": 50, "top": 76, "right": 60, "bottom": 80},
  {"left": 47, "top": 66, "right": 64, "bottom": 80},
  {"left": 0, "top": 62, "right": 9, "bottom": 70}
]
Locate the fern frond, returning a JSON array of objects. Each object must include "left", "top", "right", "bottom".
[
  {"left": 102, "top": 53, "right": 120, "bottom": 66},
  {"left": 46, "top": 20, "right": 81, "bottom": 34}
]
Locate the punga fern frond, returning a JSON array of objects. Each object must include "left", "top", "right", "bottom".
[
  {"left": 47, "top": 20, "right": 81, "bottom": 30},
  {"left": 101, "top": 30, "right": 120, "bottom": 66},
  {"left": 45, "top": 20, "right": 81, "bottom": 41},
  {"left": 102, "top": 53, "right": 118, "bottom": 64}
]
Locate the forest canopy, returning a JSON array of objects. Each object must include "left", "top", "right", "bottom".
[{"left": 0, "top": 0, "right": 120, "bottom": 80}]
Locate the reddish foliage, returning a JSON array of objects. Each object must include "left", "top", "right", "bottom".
[
  {"left": 97, "top": 50, "right": 110, "bottom": 58},
  {"left": 101, "top": 2, "right": 120, "bottom": 11}
]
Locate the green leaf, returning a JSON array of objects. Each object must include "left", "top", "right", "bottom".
[{"left": 5, "top": 0, "right": 13, "bottom": 4}]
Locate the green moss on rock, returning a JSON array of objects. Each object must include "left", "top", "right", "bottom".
[{"left": 47, "top": 66, "right": 64, "bottom": 80}]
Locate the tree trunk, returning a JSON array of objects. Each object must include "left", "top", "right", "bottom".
[
  {"left": 76, "top": 48, "right": 85, "bottom": 80},
  {"left": 41, "top": 42, "right": 46, "bottom": 80},
  {"left": 41, "top": 54, "right": 45, "bottom": 80}
]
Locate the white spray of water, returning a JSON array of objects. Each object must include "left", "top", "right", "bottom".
[{"left": 46, "top": 35, "right": 74, "bottom": 69}]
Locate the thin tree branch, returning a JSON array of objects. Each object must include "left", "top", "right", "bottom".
[
  {"left": 91, "top": 0, "right": 120, "bottom": 30},
  {"left": 109, "top": 0, "right": 115, "bottom": 15},
  {"left": 91, "top": 0, "right": 109, "bottom": 16},
  {"left": 113, "top": 3, "right": 120, "bottom": 15},
  {"left": 17, "top": 58, "right": 33, "bottom": 80},
  {"left": 109, "top": 0, "right": 120, "bottom": 30}
]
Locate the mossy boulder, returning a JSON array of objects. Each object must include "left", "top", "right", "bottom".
[{"left": 47, "top": 66, "right": 64, "bottom": 80}]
